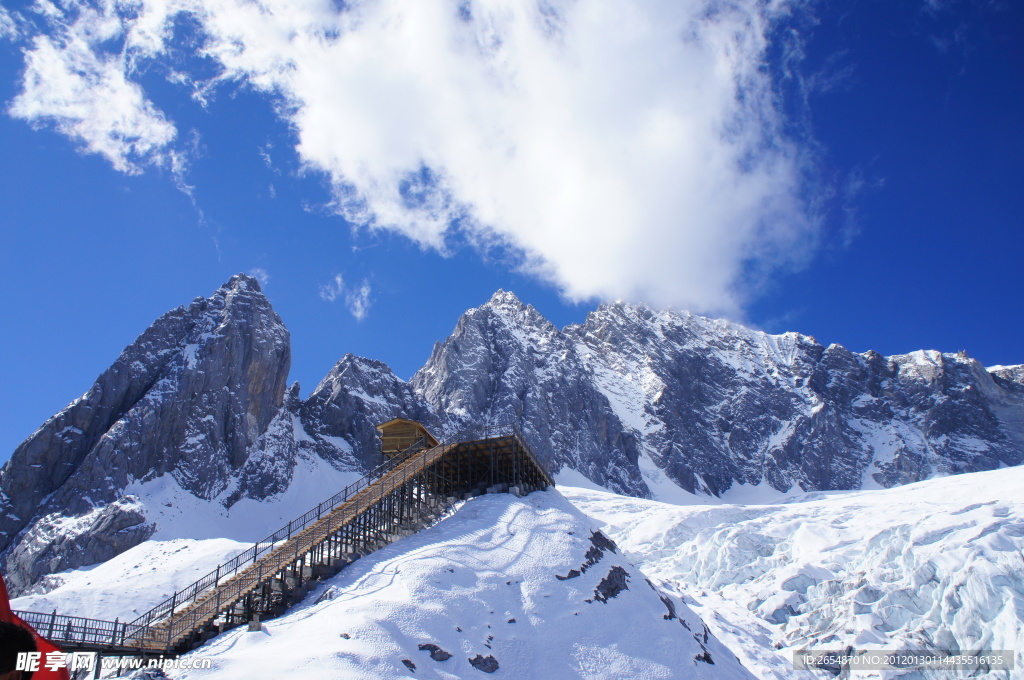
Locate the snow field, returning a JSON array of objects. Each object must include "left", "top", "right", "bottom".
[
  {"left": 123, "top": 452, "right": 363, "bottom": 542},
  {"left": 171, "top": 491, "right": 753, "bottom": 680},
  {"left": 12, "top": 537, "right": 249, "bottom": 622},
  {"left": 564, "top": 466, "right": 1024, "bottom": 679},
  {"left": 13, "top": 456, "right": 1022, "bottom": 679}
]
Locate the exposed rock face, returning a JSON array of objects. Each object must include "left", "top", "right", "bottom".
[
  {"left": 298, "top": 355, "right": 440, "bottom": 473},
  {"left": 6, "top": 498, "right": 154, "bottom": 595},
  {"left": 412, "top": 292, "right": 647, "bottom": 496},
  {"left": 3, "top": 283, "right": 1022, "bottom": 594},
  {"left": 413, "top": 292, "right": 1024, "bottom": 497},
  {"left": 227, "top": 354, "right": 441, "bottom": 507},
  {"left": 0, "top": 274, "right": 291, "bottom": 593},
  {"left": 569, "top": 303, "right": 1024, "bottom": 493}
]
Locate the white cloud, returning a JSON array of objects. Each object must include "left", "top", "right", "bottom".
[
  {"left": 0, "top": 7, "right": 21, "bottom": 40},
  {"left": 319, "top": 273, "right": 372, "bottom": 320},
  {"left": 10, "top": 0, "right": 820, "bottom": 314},
  {"left": 8, "top": 0, "right": 179, "bottom": 174},
  {"left": 248, "top": 267, "right": 271, "bottom": 286},
  {"left": 258, "top": 144, "right": 279, "bottom": 172},
  {"left": 345, "top": 280, "right": 372, "bottom": 321},
  {"left": 318, "top": 273, "right": 345, "bottom": 302}
]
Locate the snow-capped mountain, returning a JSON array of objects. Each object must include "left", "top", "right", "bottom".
[
  {"left": 0, "top": 276, "right": 419, "bottom": 595},
  {"left": 412, "top": 291, "right": 649, "bottom": 496},
  {"left": 2, "top": 277, "right": 1022, "bottom": 595},
  {"left": 297, "top": 353, "right": 439, "bottom": 473},
  {"left": 0, "top": 275, "right": 289, "bottom": 593},
  {"left": 415, "top": 291, "right": 1024, "bottom": 498}
]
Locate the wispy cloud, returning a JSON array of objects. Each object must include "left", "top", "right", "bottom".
[
  {"left": 345, "top": 280, "right": 372, "bottom": 321},
  {"left": 9, "top": 5, "right": 178, "bottom": 174},
  {"left": 248, "top": 267, "right": 271, "bottom": 287},
  {"left": 8, "top": 0, "right": 823, "bottom": 315},
  {"left": 319, "top": 274, "right": 372, "bottom": 320},
  {"left": 919, "top": 0, "right": 1005, "bottom": 62},
  {"left": 0, "top": 6, "right": 21, "bottom": 40},
  {"left": 318, "top": 274, "right": 346, "bottom": 303},
  {"left": 258, "top": 144, "right": 279, "bottom": 173}
]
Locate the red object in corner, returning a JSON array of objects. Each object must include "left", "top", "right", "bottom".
[{"left": 0, "top": 574, "right": 72, "bottom": 680}]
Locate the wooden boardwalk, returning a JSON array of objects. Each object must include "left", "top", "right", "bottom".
[{"left": 15, "top": 425, "right": 552, "bottom": 656}]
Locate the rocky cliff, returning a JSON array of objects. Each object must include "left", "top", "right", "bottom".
[
  {"left": 413, "top": 292, "right": 1024, "bottom": 497},
  {"left": 3, "top": 280, "right": 1022, "bottom": 594},
  {"left": 411, "top": 292, "right": 648, "bottom": 496},
  {"left": 0, "top": 275, "right": 291, "bottom": 592}
]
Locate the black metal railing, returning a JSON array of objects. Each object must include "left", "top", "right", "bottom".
[
  {"left": 18, "top": 422, "right": 553, "bottom": 653},
  {"left": 14, "top": 610, "right": 147, "bottom": 650},
  {"left": 157, "top": 434, "right": 468, "bottom": 647},
  {"left": 124, "top": 434, "right": 441, "bottom": 634},
  {"left": 125, "top": 424, "right": 543, "bottom": 634}
]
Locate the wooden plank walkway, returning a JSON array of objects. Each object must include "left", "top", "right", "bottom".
[
  {"left": 15, "top": 425, "right": 553, "bottom": 656},
  {"left": 141, "top": 440, "right": 457, "bottom": 651}
]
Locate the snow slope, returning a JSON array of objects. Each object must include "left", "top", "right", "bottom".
[
  {"left": 564, "top": 466, "right": 1024, "bottom": 679},
  {"left": 10, "top": 451, "right": 360, "bottom": 616},
  {"left": 11, "top": 538, "right": 249, "bottom": 622},
  {"left": 123, "top": 451, "right": 363, "bottom": 542},
  {"left": 163, "top": 490, "right": 753, "bottom": 680},
  {"left": 12, "top": 468, "right": 1022, "bottom": 679}
]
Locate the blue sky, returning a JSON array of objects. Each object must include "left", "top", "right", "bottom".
[{"left": 1, "top": 0, "right": 1021, "bottom": 459}]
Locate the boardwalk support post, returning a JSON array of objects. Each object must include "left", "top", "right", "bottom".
[{"left": 13, "top": 425, "right": 553, "bottom": 663}]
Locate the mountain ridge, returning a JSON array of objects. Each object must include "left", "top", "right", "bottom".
[{"left": 2, "top": 276, "right": 1021, "bottom": 594}]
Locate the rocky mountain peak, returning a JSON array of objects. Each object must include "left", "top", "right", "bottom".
[
  {"left": 0, "top": 274, "right": 291, "bottom": 594},
  {"left": 570, "top": 299, "right": 671, "bottom": 349},
  {"left": 990, "top": 364, "right": 1024, "bottom": 389},
  {"left": 309, "top": 354, "right": 403, "bottom": 402},
  {"left": 483, "top": 288, "right": 525, "bottom": 309},
  {"left": 219, "top": 272, "right": 263, "bottom": 294},
  {"left": 4, "top": 283, "right": 1024, "bottom": 597},
  {"left": 473, "top": 290, "right": 555, "bottom": 337}
]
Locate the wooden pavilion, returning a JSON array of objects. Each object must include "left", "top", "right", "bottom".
[{"left": 376, "top": 418, "right": 439, "bottom": 457}]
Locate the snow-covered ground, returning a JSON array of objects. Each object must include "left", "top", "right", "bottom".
[
  {"left": 124, "top": 452, "right": 364, "bottom": 542},
  {"left": 173, "top": 491, "right": 752, "bottom": 679},
  {"left": 10, "top": 451, "right": 362, "bottom": 620},
  {"left": 12, "top": 538, "right": 249, "bottom": 622},
  {"left": 564, "top": 466, "right": 1024, "bottom": 680},
  {"left": 11, "top": 467, "right": 1023, "bottom": 679},
  {"left": 15, "top": 490, "right": 755, "bottom": 679}
]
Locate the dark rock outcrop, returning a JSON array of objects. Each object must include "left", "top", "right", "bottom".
[
  {"left": 589, "top": 565, "right": 630, "bottom": 603},
  {"left": 468, "top": 654, "right": 499, "bottom": 673},
  {"left": 3, "top": 284, "right": 1022, "bottom": 594},
  {"left": 417, "top": 643, "right": 452, "bottom": 662},
  {"left": 298, "top": 355, "right": 440, "bottom": 472},
  {"left": 413, "top": 293, "right": 1024, "bottom": 497},
  {"left": 0, "top": 274, "right": 290, "bottom": 592},
  {"left": 411, "top": 292, "right": 647, "bottom": 496}
]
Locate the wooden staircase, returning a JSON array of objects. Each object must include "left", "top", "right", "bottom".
[
  {"left": 13, "top": 424, "right": 553, "bottom": 656},
  {"left": 141, "top": 440, "right": 456, "bottom": 651}
]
